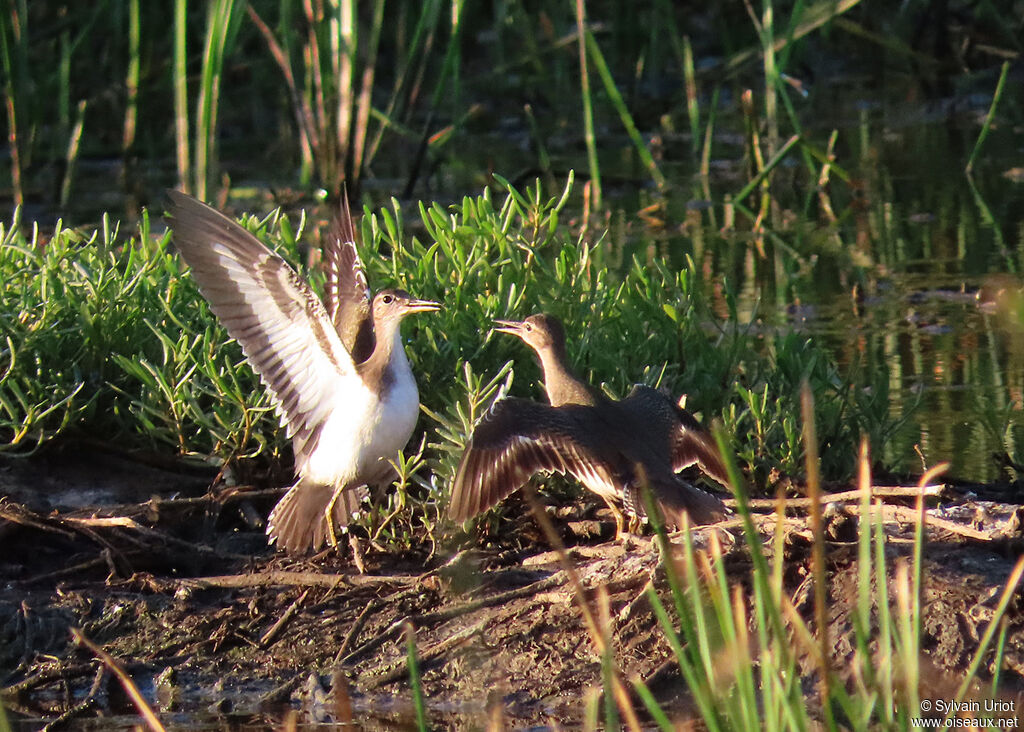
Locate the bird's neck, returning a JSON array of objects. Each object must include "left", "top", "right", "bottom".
[
  {"left": 536, "top": 344, "right": 598, "bottom": 407},
  {"left": 358, "top": 318, "right": 410, "bottom": 391}
]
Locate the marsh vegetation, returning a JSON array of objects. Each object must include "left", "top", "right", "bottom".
[{"left": 2, "top": 0, "right": 1024, "bottom": 729}]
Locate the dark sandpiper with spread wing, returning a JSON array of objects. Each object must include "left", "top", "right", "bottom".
[
  {"left": 449, "top": 314, "right": 730, "bottom": 533},
  {"left": 166, "top": 191, "right": 440, "bottom": 554}
]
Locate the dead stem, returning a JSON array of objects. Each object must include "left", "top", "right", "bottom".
[{"left": 71, "top": 629, "right": 165, "bottom": 732}]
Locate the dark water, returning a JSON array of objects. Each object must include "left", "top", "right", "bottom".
[
  {"left": 429, "top": 73, "right": 1024, "bottom": 483},
  {"left": 619, "top": 108, "right": 1024, "bottom": 483}
]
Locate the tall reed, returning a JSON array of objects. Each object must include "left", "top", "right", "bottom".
[
  {"left": 573, "top": 0, "right": 601, "bottom": 209},
  {"left": 626, "top": 418, "right": 1021, "bottom": 730},
  {"left": 248, "top": 0, "right": 451, "bottom": 196},
  {"left": 173, "top": 0, "right": 190, "bottom": 193},
  {"left": 966, "top": 61, "right": 1010, "bottom": 174},
  {"left": 193, "top": 0, "right": 243, "bottom": 200},
  {"left": 122, "top": 0, "right": 140, "bottom": 156},
  {"left": 0, "top": 0, "right": 29, "bottom": 207},
  {"left": 584, "top": 29, "right": 665, "bottom": 189}
]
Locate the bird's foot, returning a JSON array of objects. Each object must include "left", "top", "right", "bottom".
[
  {"left": 613, "top": 515, "right": 649, "bottom": 550},
  {"left": 348, "top": 534, "right": 366, "bottom": 574}
]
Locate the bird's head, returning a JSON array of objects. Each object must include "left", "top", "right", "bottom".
[
  {"left": 372, "top": 288, "right": 441, "bottom": 325},
  {"left": 493, "top": 313, "right": 566, "bottom": 354}
]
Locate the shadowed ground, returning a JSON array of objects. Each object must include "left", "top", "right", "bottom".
[{"left": 1, "top": 447, "right": 1023, "bottom": 727}]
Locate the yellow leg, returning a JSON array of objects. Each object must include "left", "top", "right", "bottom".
[
  {"left": 604, "top": 498, "right": 626, "bottom": 541},
  {"left": 324, "top": 487, "right": 342, "bottom": 548},
  {"left": 627, "top": 513, "right": 644, "bottom": 535}
]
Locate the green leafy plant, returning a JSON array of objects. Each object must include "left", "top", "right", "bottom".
[{"left": 1, "top": 177, "right": 913, "bottom": 546}]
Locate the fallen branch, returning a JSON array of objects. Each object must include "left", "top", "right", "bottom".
[
  {"left": 40, "top": 666, "right": 105, "bottom": 732},
  {"left": 727, "top": 484, "right": 946, "bottom": 510},
  {"left": 846, "top": 503, "right": 1001, "bottom": 542},
  {"left": 61, "top": 516, "right": 244, "bottom": 560},
  {"left": 259, "top": 589, "right": 310, "bottom": 647},
  {"left": 713, "top": 501, "right": 1006, "bottom": 542},
  {"left": 258, "top": 675, "right": 303, "bottom": 706},
  {"left": 188, "top": 571, "right": 420, "bottom": 590},
  {"left": 334, "top": 599, "right": 382, "bottom": 664},
  {"left": 2, "top": 662, "right": 97, "bottom": 697},
  {"left": 25, "top": 552, "right": 141, "bottom": 585},
  {"left": 713, "top": 514, "right": 807, "bottom": 532},
  {"left": 339, "top": 571, "right": 567, "bottom": 665},
  {"left": 0, "top": 500, "right": 75, "bottom": 539},
  {"left": 60, "top": 486, "right": 284, "bottom": 521}
]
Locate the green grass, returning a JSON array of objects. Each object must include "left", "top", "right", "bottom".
[
  {"left": 244, "top": 0, "right": 458, "bottom": 196},
  {"left": 2, "top": 176, "right": 899, "bottom": 545},
  {"left": 2, "top": 2, "right": 1021, "bottom": 726},
  {"left": 7, "top": 1, "right": 1015, "bottom": 212},
  {"left": 192, "top": 0, "right": 244, "bottom": 200},
  {"left": 404, "top": 622, "right": 430, "bottom": 731},
  {"left": 620, "top": 426, "right": 1021, "bottom": 730},
  {"left": 0, "top": 204, "right": 276, "bottom": 459},
  {"left": 398, "top": 398, "right": 1022, "bottom": 728}
]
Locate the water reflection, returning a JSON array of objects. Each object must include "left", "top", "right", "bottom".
[{"left": 614, "top": 109, "right": 1024, "bottom": 482}]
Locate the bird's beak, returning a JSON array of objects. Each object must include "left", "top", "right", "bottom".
[
  {"left": 492, "top": 318, "right": 525, "bottom": 336},
  {"left": 404, "top": 298, "right": 442, "bottom": 314}
]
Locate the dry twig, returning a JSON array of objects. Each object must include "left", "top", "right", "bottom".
[
  {"left": 71, "top": 629, "right": 165, "bottom": 732},
  {"left": 259, "top": 588, "right": 310, "bottom": 647}
]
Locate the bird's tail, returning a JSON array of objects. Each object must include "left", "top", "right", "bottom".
[
  {"left": 657, "top": 482, "right": 729, "bottom": 528},
  {"left": 267, "top": 480, "right": 368, "bottom": 555},
  {"left": 626, "top": 470, "right": 729, "bottom": 529}
]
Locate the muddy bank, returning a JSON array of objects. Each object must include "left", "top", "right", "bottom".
[{"left": 2, "top": 448, "right": 1024, "bottom": 728}]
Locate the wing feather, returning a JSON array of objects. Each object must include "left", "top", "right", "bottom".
[
  {"left": 166, "top": 191, "right": 355, "bottom": 471},
  {"left": 449, "top": 398, "right": 618, "bottom": 522},
  {"left": 672, "top": 406, "right": 731, "bottom": 488},
  {"left": 323, "top": 197, "right": 374, "bottom": 362},
  {"left": 620, "top": 385, "right": 732, "bottom": 489}
]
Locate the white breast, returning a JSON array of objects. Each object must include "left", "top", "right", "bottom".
[{"left": 300, "top": 335, "right": 420, "bottom": 486}]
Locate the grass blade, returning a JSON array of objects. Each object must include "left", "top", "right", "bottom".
[
  {"left": 584, "top": 29, "right": 665, "bottom": 189},
  {"left": 173, "top": 0, "right": 190, "bottom": 192},
  {"left": 966, "top": 61, "right": 1010, "bottom": 174},
  {"left": 404, "top": 622, "right": 429, "bottom": 731},
  {"left": 573, "top": 0, "right": 601, "bottom": 209}
]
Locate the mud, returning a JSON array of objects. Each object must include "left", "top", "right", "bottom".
[{"left": 2, "top": 446, "right": 1024, "bottom": 728}]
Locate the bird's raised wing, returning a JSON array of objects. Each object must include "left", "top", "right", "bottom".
[
  {"left": 166, "top": 191, "right": 355, "bottom": 463},
  {"left": 323, "top": 197, "right": 374, "bottom": 363},
  {"left": 449, "top": 398, "right": 618, "bottom": 522},
  {"left": 671, "top": 406, "right": 731, "bottom": 488},
  {"left": 616, "top": 386, "right": 729, "bottom": 525}
]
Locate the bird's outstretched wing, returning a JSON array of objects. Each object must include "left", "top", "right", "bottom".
[
  {"left": 622, "top": 385, "right": 731, "bottom": 488},
  {"left": 449, "top": 398, "right": 618, "bottom": 522},
  {"left": 616, "top": 385, "right": 730, "bottom": 524},
  {"left": 671, "top": 406, "right": 731, "bottom": 489},
  {"left": 166, "top": 191, "right": 355, "bottom": 464},
  {"left": 322, "top": 197, "right": 374, "bottom": 363}
]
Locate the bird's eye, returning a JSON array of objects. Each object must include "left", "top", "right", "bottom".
[
  {"left": 524, "top": 323, "right": 532, "bottom": 331},
  {"left": 382, "top": 294, "right": 394, "bottom": 304}
]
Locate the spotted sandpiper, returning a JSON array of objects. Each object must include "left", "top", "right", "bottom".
[
  {"left": 449, "top": 314, "right": 729, "bottom": 533},
  {"left": 166, "top": 191, "right": 440, "bottom": 555}
]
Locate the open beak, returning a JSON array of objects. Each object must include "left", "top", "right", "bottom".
[
  {"left": 404, "top": 298, "right": 442, "bottom": 314},
  {"left": 492, "top": 318, "right": 525, "bottom": 336}
]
